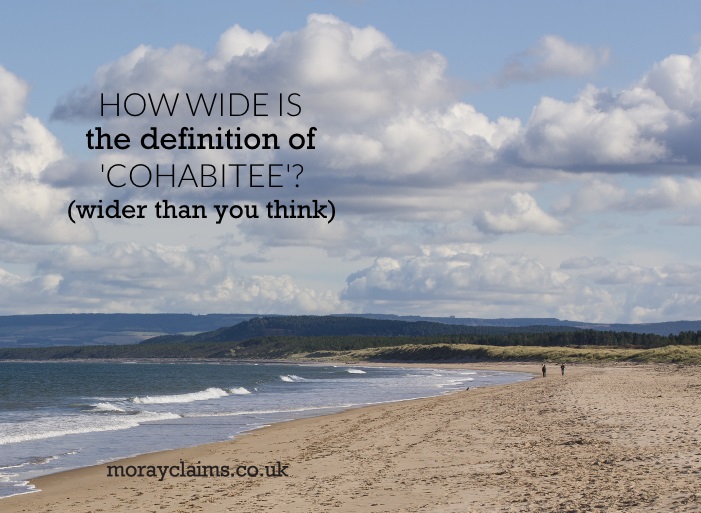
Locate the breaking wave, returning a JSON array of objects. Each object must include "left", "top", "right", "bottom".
[
  {"left": 130, "top": 387, "right": 230, "bottom": 404},
  {"left": 280, "top": 375, "right": 308, "bottom": 382}
]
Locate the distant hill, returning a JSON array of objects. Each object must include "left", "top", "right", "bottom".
[
  {"left": 0, "top": 312, "right": 699, "bottom": 348},
  {"left": 142, "top": 315, "right": 579, "bottom": 345},
  {"left": 1, "top": 324, "right": 700, "bottom": 362},
  {"left": 0, "top": 313, "right": 257, "bottom": 348},
  {"left": 342, "top": 314, "right": 701, "bottom": 336}
]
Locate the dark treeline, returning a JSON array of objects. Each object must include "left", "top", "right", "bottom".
[
  {"left": 146, "top": 318, "right": 701, "bottom": 351},
  {"left": 142, "top": 316, "right": 580, "bottom": 345},
  {"left": 0, "top": 329, "right": 700, "bottom": 361}
]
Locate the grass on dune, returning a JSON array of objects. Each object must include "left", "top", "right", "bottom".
[{"left": 299, "top": 344, "right": 701, "bottom": 365}]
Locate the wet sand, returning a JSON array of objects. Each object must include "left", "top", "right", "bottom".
[{"left": 3, "top": 363, "right": 700, "bottom": 512}]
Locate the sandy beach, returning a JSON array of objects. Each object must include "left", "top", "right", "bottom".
[{"left": 3, "top": 363, "right": 700, "bottom": 512}]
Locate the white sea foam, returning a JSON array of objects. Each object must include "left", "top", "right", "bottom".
[
  {"left": 90, "top": 402, "right": 127, "bottom": 413},
  {"left": 0, "top": 362, "right": 527, "bottom": 501},
  {"left": 131, "top": 387, "right": 229, "bottom": 404},
  {"left": 182, "top": 404, "right": 341, "bottom": 418},
  {"left": 0, "top": 453, "right": 65, "bottom": 472},
  {"left": 280, "top": 375, "right": 307, "bottom": 382},
  {"left": 0, "top": 482, "right": 36, "bottom": 499},
  {"left": 0, "top": 411, "right": 180, "bottom": 445}
]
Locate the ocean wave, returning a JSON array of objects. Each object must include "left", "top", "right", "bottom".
[
  {"left": 436, "top": 377, "right": 475, "bottom": 388},
  {"left": 130, "top": 387, "right": 229, "bottom": 404},
  {"left": 0, "top": 484, "right": 37, "bottom": 499},
  {"left": 0, "top": 451, "right": 76, "bottom": 471},
  {"left": 90, "top": 402, "right": 127, "bottom": 413},
  {"left": 0, "top": 411, "right": 180, "bottom": 446},
  {"left": 229, "top": 387, "right": 251, "bottom": 395},
  {"left": 346, "top": 369, "right": 366, "bottom": 374},
  {"left": 181, "top": 404, "right": 341, "bottom": 418},
  {"left": 280, "top": 375, "right": 308, "bottom": 382}
]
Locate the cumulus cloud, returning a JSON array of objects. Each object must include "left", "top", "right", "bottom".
[
  {"left": 581, "top": 261, "right": 701, "bottom": 322},
  {"left": 0, "top": 66, "right": 95, "bottom": 244},
  {"left": 641, "top": 50, "right": 701, "bottom": 112},
  {"left": 512, "top": 47, "right": 701, "bottom": 170},
  {"left": 622, "top": 177, "right": 701, "bottom": 210},
  {"left": 512, "top": 85, "right": 677, "bottom": 167},
  {"left": 52, "top": 14, "right": 459, "bottom": 125},
  {"left": 496, "top": 35, "right": 610, "bottom": 85},
  {"left": 0, "top": 266, "right": 65, "bottom": 314},
  {"left": 0, "top": 66, "right": 29, "bottom": 125},
  {"left": 557, "top": 177, "right": 701, "bottom": 215},
  {"left": 48, "top": 15, "right": 701, "bottom": 226},
  {"left": 210, "top": 24, "right": 273, "bottom": 69},
  {"left": 342, "top": 245, "right": 571, "bottom": 309},
  {"left": 4, "top": 16, "right": 701, "bottom": 321},
  {"left": 341, "top": 245, "right": 701, "bottom": 322},
  {"left": 49, "top": 13, "right": 519, "bottom": 208},
  {"left": 554, "top": 179, "right": 627, "bottom": 214},
  {"left": 0, "top": 242, "right": 341, "bottom": 314},
  {"left": 183, "top": 274, "right": 343, "bottom": 314},
  {"left": 474, "top": 192, "right": 563, "bottom": 234},
  {"left": 559, "top": 256, "right": 608, "bottom": 270},
  {"left": 340, "top": 245, "right": 609, "bottom": 319}
]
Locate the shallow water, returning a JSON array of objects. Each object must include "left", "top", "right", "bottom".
[{"left": 0, "top": 361, "right": 530, "bottom": 498}]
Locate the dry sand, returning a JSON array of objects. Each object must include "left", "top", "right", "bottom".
[{"left": 3, "top": 363, "right": 701, "bottom": 512}]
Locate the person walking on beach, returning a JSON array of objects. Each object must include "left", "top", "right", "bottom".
[
  {"left": 541, "top": 364, "right": 546, "bottom": 377},
  {"left": 561, "top": 363, "right": 565, "bottom": 376}
]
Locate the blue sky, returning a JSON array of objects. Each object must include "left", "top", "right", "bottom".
[{"left": 0, "top": 1, "right": 700, "bottom": 321}]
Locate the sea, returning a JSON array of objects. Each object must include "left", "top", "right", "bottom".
[{"left": 0, "top": 361, "right": 530, "bottom": 498}]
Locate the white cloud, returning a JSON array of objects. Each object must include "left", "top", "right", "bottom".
[
  {"left": 343, "top": 245, "right": 570, "bottom": 306},
  {"left": 557, "top": 177, "right": 701, "bottom": 215},
  {"left": 0, "top": 242, "right": 342, "bottom": 314},
  {"left": 513, "top": 85, "right": 675, "bottom": 167},
  {"left": 641, "top": 50, "right": 701, "bottom": 112},
  {"left": 496, "top": 35, "right": 610, "bottom": 85},
  {"left": 184, "top": 274, "right": 343, "bottom": 314},
  {"left": 474, "top": 192, "right": 563, "bottom": 234},
  {"left": 0, "top": 66, "right": 28, "bottom": 125},
  {"left": 341, "top": 245, "right": 595, "bottom": 319},
  {"left": 48, "top": 18, "right": 701, "bottom": 222},
  {"left": 341, "top": 245, "right": 701, "bottom": 322},
  {"left": 559, "top": 256, "right": 608, "bottom": 270},
  {"left": 0, "top": 66, "right": 95, "bottom": 244},
  {"left": 3, "top": 17, "right": 701, "bottom": 321},
  {"left": 623, "top": 177, "right": 701, "bottom": 210},
  {"left": 554, "top": 179, "right": 627, "bottom": 214},
  {"left": 50, "top": 14, "right": 518, "bottom": 202},
  {"left": 512, "top": 48, "right": 701, "bottom": 170},
  {"left": 210, "top": 24, "right": 273, "bottom": 69}
]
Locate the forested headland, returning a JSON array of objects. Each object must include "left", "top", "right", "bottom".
[{"left": 1, "top": 315, "right": 700, "bottom": 363}]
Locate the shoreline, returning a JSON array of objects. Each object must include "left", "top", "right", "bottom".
[
  {"left": 6, "top": 363, "right": 533, "bottom": 504},
  {"left": 0, "top": 363, "right": 530, "bottom": 501},
  {"left": 0, "top": 362, "right": 529, "bottom": 499},
  {"left": 4, "top": 362, "right": 700, "bottom": 512}
]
